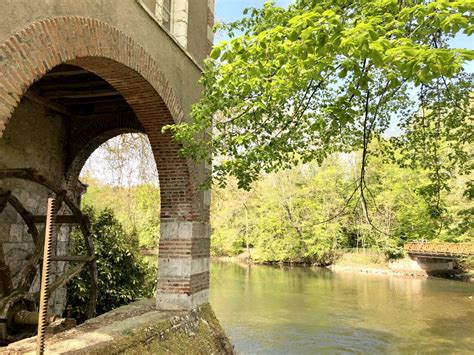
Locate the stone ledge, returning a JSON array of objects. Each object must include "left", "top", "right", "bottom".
[{"left": 1, "top": 300, "right": 233, "bottom": 354}]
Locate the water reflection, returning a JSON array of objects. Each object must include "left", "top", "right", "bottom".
[{"left": 210, "top": 261, "right": 474, "bottom": 354}]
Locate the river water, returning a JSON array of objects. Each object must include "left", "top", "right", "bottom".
[{"left": 209, "top": 261, "right": 474, "bottom": 354}]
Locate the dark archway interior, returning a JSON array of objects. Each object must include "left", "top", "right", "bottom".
[
  {"left": 27, "top": 64, "right": 133, "bottom": 117},
  {"left": 23, "top": 64, "right": 145, "bottom": 187}
]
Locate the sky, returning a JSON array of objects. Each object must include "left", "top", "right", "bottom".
[
  {"left": 214, "top": 0, "right": 293, "bottom": 41},
  {"left": 215, "top": 0, "right": 293, "bottom": 23}
]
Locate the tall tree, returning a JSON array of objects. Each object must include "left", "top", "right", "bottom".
[{"left": 167, "top": 0, "right": 473, "bottom": 229}]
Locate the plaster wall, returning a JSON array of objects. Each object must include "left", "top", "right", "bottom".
[{"left": 0, "top": 0, "right": 207, "bottom": 121}]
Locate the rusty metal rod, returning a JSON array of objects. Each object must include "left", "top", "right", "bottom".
[{"left": 37, "top": 197, "right": 55, "bottom": 355}]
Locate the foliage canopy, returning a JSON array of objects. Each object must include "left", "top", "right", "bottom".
[
  {"left": 168, "top": 0, "right": 473, "bottom": 201},
  {"left": 211, "top": 153, "right": 472, "bottom": 264}
]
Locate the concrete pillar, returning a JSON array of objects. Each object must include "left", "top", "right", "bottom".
[{"left": 156, "top": 221, "right": 210, "bottom": 310}]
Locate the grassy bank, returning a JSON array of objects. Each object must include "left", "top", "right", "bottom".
[
  {"left": 215, "top": 249, "right": 473, "bottom": 281},
  {"left": 216, "top": 248, "right": 387, "bottom": 267}
]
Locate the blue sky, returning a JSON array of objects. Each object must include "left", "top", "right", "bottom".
[{"left": 215, "top": 0, "right": 293, "bottom": 23}]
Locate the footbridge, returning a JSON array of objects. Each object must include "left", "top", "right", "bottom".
[
  {"left": 405, "top": 242, "right": 474, "bottom": 258},
  {"left": 401, "top": 242, "right": 474, "bottom": 274}
]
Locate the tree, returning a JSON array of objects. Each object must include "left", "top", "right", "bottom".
[
  {"left": 67, "top": 207, "right": 155, "bottom": 322},
  {"left": 210, "top": 154, "right": 470, "bottom": 263},
  {"left": 167, "top": 0, "right": 473, "bottom": 232},
  {"left": 82, "top": 133, "right": 158, "bottom": 186},
  {"left": 81, "top": 179, "right": 161, "bottom": 249}
]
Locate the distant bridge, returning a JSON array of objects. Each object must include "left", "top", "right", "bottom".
[
  {"left": 399, "top": 242, "right": 474, "bottom": 274},
  {"left": 405, "top": 242, "right": 474, "bottom": 258}
]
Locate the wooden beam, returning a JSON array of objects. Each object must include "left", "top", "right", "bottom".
[
  {"left": 47, "top": 262, "right": 88, "bottom": 295},
  {"left": 0, "top": 189, "right": 11, "bottom": 214},
  {"left": 0, "top": 264, "right": 13, "bottom": 297},
  {"left": 57, "top": 97, "right": 126, "bottom": 105},
  {"left": 3, "top": 192, "right": 41, "bottom": 246},
  {"left": 50, "top": 255, "right": 95, "bottom": 262},
  {"left": 38, "top": 80, "right": 109, "bottom": 91},
  {"left": 44, "top": 69, "right": 91, "bottom": 78},
  {"left": 43, "top": 89, "right": 121, "bottom": 99},
  {"left": 24, "top": 91, "right": 71, "bottom": 116},
  {"left": 31, "top": 215, "right": 81, "bottom": 224}
]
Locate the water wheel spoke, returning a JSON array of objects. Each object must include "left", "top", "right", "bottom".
[
  {"left": 0, "top": 190, "right": 11, "bottom": 214},
  {"left": 0, "top": 168, "right": 98, "bottom": 319},
  {"left": 48, "top": 261, "right": 90, "bottom": 295},
  {"left": 0, "top": 190, "right": 40, "bottom": 245}
]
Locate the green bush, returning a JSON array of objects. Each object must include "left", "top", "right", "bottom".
[
  {"left": 66, "top": 206, "right": 155, "bottom": 322},
  {"left": 458, "top": 256, "right": 474, "bottom": 273},
  {"left": 383, "top": 244, "right": 406, "bottom": 260}
]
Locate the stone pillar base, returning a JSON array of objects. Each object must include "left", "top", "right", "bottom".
[
  {"left": 156, "top": 221, "right": 210, "bottom": 311},
  {"left": 156, "top": 289, "right": 209, "bottom": 311}
]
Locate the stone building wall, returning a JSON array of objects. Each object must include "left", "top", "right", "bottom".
[
  {"left": 0, "top": 97, "right": 70, "bottom": 314},
  {"left": 0, "top": 0, "right": 214, "bottom": 316}
]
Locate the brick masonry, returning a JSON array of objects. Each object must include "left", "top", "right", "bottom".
[
  {"left": 156, "top": 221, "right": 210, "bottom": 310},
  {"left": 0, "top": 16, "right": 210, "bottom": 311}
]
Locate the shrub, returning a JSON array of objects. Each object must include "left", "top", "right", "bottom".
[
  {"left": 457, "top": 256, "right": 474, "bottom": 273},
  {"left": 384, "top": 245, "right": 406, "bottom": 260},
  {"left": 66, "top": 206, "right": 155, "bottom": 322}
]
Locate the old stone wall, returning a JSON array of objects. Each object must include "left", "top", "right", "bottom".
[{"left": 0, "top": 97, "right": 70, "bottom": 314}]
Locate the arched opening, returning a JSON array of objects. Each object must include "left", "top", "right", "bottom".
[
  {"left": 78, "top": 132, "right": 161, "bottom": 248},
  {"left": 68, "top": 131, "right": 161, "bottom": 322},
  {"left": 77, "top": 130, "right": 161, "bottom": 255},
  {"left": 0, "top": 17, "right": 210, "bottom": 345}
]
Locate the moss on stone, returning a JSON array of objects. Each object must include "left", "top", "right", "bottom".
[{"left": 70, "top": 304, "right": 234, "bottom": 355}]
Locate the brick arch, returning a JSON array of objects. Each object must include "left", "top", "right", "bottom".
[
  {"left": 70, "top": 128, "right": 143, "bottom": 176},
  {"left": 0, "top": 16, "right": 198, "bottom": 222},
  {"left": 65, "top": 111, "right": 145, "bottom": 186}
]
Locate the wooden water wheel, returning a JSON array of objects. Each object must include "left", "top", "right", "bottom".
[{"left": 0, "top": 169, "right": 97, "bottom": 344}]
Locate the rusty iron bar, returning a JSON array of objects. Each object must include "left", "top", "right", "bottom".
[
  {"left": 31, "top": 215, "right": 83, "bottom": 224},
  {"left": 37, "top": 197, "right": 56, "bottom": 355}
]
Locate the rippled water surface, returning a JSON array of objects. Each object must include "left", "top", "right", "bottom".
[{"left": 209, "top": 261, "right": 474, "bottom": 354}]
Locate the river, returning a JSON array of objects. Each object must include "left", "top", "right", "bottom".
[{"left": 209, "top": 261, "right": 474, "bottom": 354}]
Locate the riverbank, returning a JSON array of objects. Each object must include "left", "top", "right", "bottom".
[
  {"left": 141, "top": 248, "right": 472, "bottom": 281},
  {"left": 213, "top": 251, "right": 473, "bottom": 281},
  {"left": 328, "top": 264, "right": 426, "bottom": 277}
]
